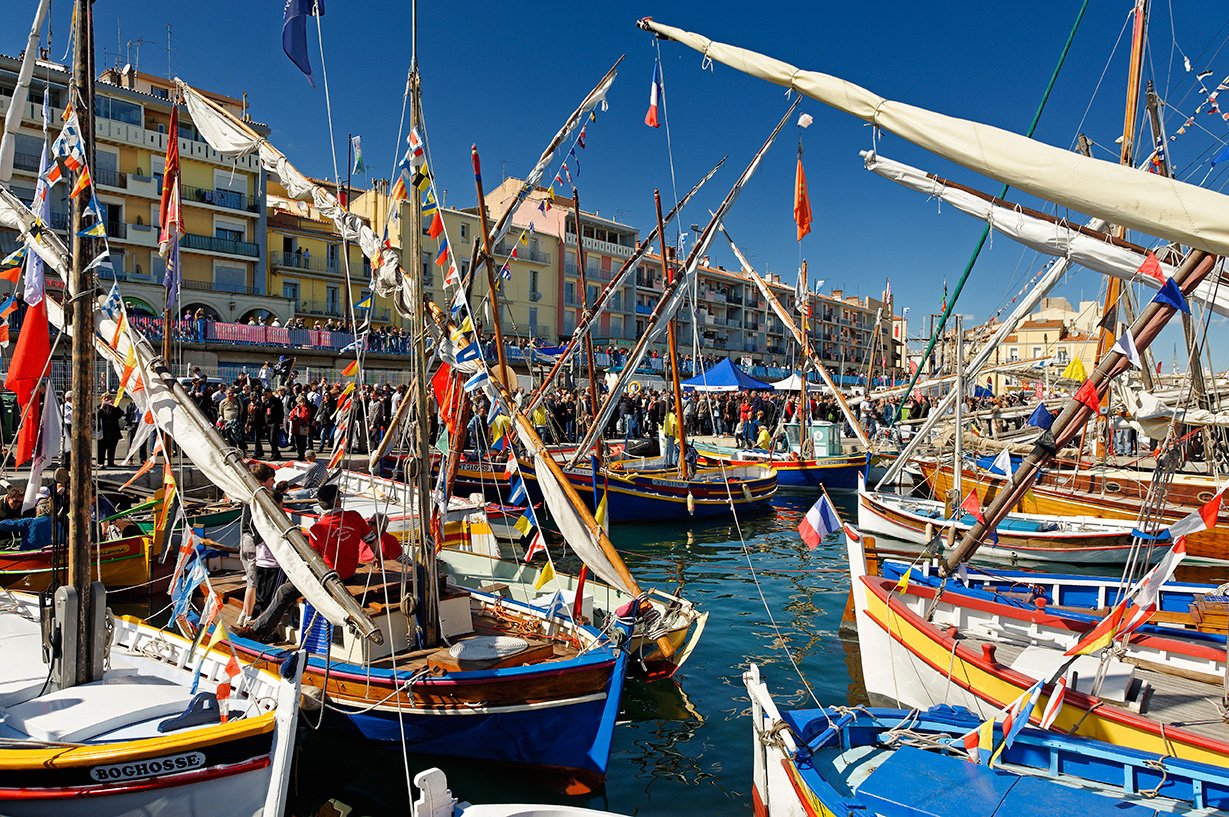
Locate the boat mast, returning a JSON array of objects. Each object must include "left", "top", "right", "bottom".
[
  {"left": 654, "top": 189, "right": 687, "bottom": 477},
  {"left": 572, "top": 187, "right": 602, "bottom": 461},
  {"left": 1093, "top": 0, "right": 1149, "bottom": 459},
  {"left": 472, "top": 146, "right": 509, "bottom": 383},
  {"left": 951, "top": 314, "right": 963, "bottom": 507},
  {"left": 65, "top": 0, "right": 103, "bottom": 687},
  {"left": 407, "top": 0, "right": 438, "bottom": 647},
  {"left": 797, "top": 261, "right": 813, "bottom": 458}
]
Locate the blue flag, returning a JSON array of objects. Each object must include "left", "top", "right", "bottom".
[
  {"left": 1027, "top": 403, "right": 1054, "bottom": 430},
  {"left": 282, "top": 0, "right": 325, "bottom": 88},
  {"left": 1151, "top": 276, "right": 1190, "bottom": 314},
  {"left": 1213, "top": 143, "right": 1229, "bottom": 167}
]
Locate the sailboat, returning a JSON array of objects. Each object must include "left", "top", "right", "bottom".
[{"left": 0, "top": 3, "right": 306, "bottom": 814}]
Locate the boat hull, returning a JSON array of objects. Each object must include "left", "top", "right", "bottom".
[
  {"left": 695, "top": 444, "right": 864, "bottom": 491},
  {"left": 0, "top": 535, "right": 158, "bottom": 594},
  {"left": 856, "top": 490, "right": 1139, "bottom": 564}
]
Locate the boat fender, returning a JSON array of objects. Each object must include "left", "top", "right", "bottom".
[
  {"left": 742, "top": 484, "right": 752, "bottom": 502},
  {"left": 279, "top": 650, "right": 302, "bottom": 680},
  {"left": 300, "top": 685, "right": 324, "bottom": 711},
  {"left": 686, "top": 492, "right": 695, "bottom": 515},
  {"left": 157, "top": 692, "right": 222, "bottom": 733},
  {"left": 924, "top": 522, "right": 935, "bottom": 541}
]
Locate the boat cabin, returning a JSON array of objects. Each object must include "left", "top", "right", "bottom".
[{"left": 781, "top": 421, "right": 843, "bottom": 458}]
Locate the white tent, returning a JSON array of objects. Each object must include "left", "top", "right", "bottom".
[{"left": 770, "top": 372, "right": 825, "bottom": 392}]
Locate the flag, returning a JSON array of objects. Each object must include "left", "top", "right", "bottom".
[
  {"left": 435, "top": 238, "right": 449, "bottom": 267},
  {"left": 977, "top": 718, "right": 995, "bottom": 765},
  {"left": 4, "top": 297, "right": 50, "bottom": 428},
  {"left": 991, "top": 447, "right": 1014, "bottom": 479},
  {"left": 77, "top": 221, "right": 106, "bottom": 238},
  {"left": 350, "top": 134, "right": 364, "bottom": 174},
  {"left": 1137, "top": 251, "right": 1166, "bottom": 284},
  {"left": 524, "top": 530, "right": 546, "bottom": 562},
  {"left": 216, "top": 653, "right": 242, "bottom": 723},
  {"left": 1, "top": 247, "right": 25, "bottom": 266},
  {"left": 1065, "top": 595, "right": 1129, "bottom": 656},
  {"left": 533, "top": 559, "right": 556, "bottom": 591},
  {"left": 894, "top": 568, "right": 910, "bottom": 594},
  {"left": 960, "top": 728, "right": 981, "bottom": 763},
  {"left": 1073, "top": 379, "right": 1101, "bottom": 412},
  {"left": 1027, "top": 403, "right": 1054, "bottom": 430},
  {"left": 1112, "top": 332, "right": 1141, "bottom": 369},
  {"left": 408, "top": 127, "right": 425, "bottom": 164},
  {"left": 0, "top": 321, "right": 9, "bottom": 347},
  {"left": 456, "top": 342, "right": 480, "bottom": 363},
  {"left": 1168, "top": 491, "right": 1223, "bottom": 538},
  {"left": 644, "top": 60, "right": 663, "bottom": 128},
  {"left": 508, "top": 474, "right": 527, "bottom": 505},
  {"left": 25, "top": 135, "right": 49, "bottom": 305},
  {"left": 504, "top": 453, "right": 518, "bottom": 478},
  {"left": 1038, "top": 677, "right": 1068, "bottom": 729},
  {"left": 160, "top": 105, "right": 184, "bottom": 306},
  {"left": 328, "top": 435, "right": 347, "bottom": 469},
  {"left": 959, "top": 489, "right": 985, "bottom": 524},
  {"left": 69, "top": 165, "right": 91, "bottom": 198},
  {"left": 428, "top": 211, "right": 443, "bottom": 239},
  {"left": 116, "top": 343, "right": 138, "bottom": 402},
  {"left": 514, "top": 506, "right": 535, "bottom": 536},
  {"left": 282, "top": 0, "right": 325, "bottom": 88},
  {"left": 793, "top": 146, "right": 812, "bottom": 241},
  {"left": 341, "top": 360, "right": 359, "bottom": 377},
  {"left": 797, "top": 494, "right": 841, "bottom": 549},
  {"left": 1060, "top": 356, "right": 1086, "bottom": 382},
  {"left": 0, "top": 296, "right": 15, "bottom": 319},
  {"left": 595, "top": 490, "right": 610, "bottom": 533},
  {"left": 1001, "top": 681, "right": 1042, "bottom": 750},
  {"left": 0, "top": 267, "right": 19, "bottom": 283},
  {"left": 1152, "top": 276, "right": 1190, "bottom": 314},
  {"left": 463, "top": 369, "right": 489, "bottom": 393},
  {"left": 941, "top": 278, "right": 948, "bottom": 312}
]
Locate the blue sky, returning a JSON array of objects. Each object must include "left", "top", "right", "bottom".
[{"left": 8, "top": 1, "right": 1229, "bottom": 368}]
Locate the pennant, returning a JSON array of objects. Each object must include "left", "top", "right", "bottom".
[
  {"left": 456, "top": 342, "right": 481, "bottom": 363},
  {"left": 1001, "top": 681, "right": 1042, "bottom": 751},
  {"left": 1038, "top": 677, "right": 1068, "bottom": 729},
  {"left": 341, "top": 360, "right": 359, "bottom": 377},
  {"left": 991, "top": 447, "right": 1014, "bottom": 479},
  {"left": 116, "top": 343, "right": 138, "bottom": 402},
  {"left": 977, "top": 718, "right": 995, "bottom": 765},
  {"left": 69, "top": 165, "right": 91, "bottom": 198},
  {"left": 504, "top": 453, "right": 518, "bottom": 478},
  {"left": 413, "top": 167, "right": 433, "bottom": 192},
  {"left": 514, "top": 511, "right": 534, "bottom": 537},
  {"left": 328, "top": 436, "right": 347, "bottom": 469},
  {"left": 959, "top": 489, "right": 985, "bottom": 524},
  {"left": 798, "top": 494, "right": 841, "bottom": 549},
  {"left": 1112, "top": 331, "right": 1141, "bottom": 369},
  {"left": 0, "top": 296, "right": 16, "bottom": 319},
  {"left": 0, "top": 321, "right": 9, "bottom": 348},
  {"left": 435, "top": 238, "right": 450, "bottom": 267},
  {"left": 1064, "top": 596, "right": 1129, "bottom": 656},
  {"left": 355, "top": 293, "right": 372, "bottom": 310},
  {"left": 1060, "top": 355, "right": 1087, "bottom": 382},
  {"left": 428, "top": 211, "right": 443, "bottom": 239},
  {"left": 508, "top": 474, "right": 527, "bottom": 505},
  {"left": 444, "top": 262, "right": 459, "bottom": 287},
  {"left": 216, "top": 653, "right": 242, "bottom": 723},
  {"left": 1168, "top": 491, "right": 1224, "bottom": 538},
  {"left": 595, "top": 490, "right": 610, "bottom": 533},
  {"left": 408, "top": 127, "right": 425, "bottom": 164},
  {"left": 1, "top": 247, "right": 27, "bottom": 266},
  {"left": 1073, "top": 379, "right": 1101, "bottom": 413},
  {"left": 1151, "top": 276, "right": 1190, "bottom": 314},
  {"left": 894, "top": 568, "right": 910, "bottom": 594},
  {"left": 524, "top": 530, "right": 546, "bottom": 562},
  {"left": 578, "top": 124, "right": 587, "bottom": 148},
  {"left": 1136, "top": 251, "right": 1166, "bottom": 284},
  {"left": 76, "top": 221, "right": 106, "bottom": 238},
  {"left": 1027, "top": 403, "right": 1054, "bottom": 430},
  {"left": 644, "top": 60, "right": 663, "bottom": 128},
  {"left": 794, "top": 146, "right": 813, "bottom": 241},
  {"left": 463, "top": 370, "right": 489, "bottom": 393},
  {"left": 0, "top": 267, "right": 20, "bottom": 284},
  {"left": 350, "top": 134, "right": 364, "bottom": 174},
  {"left": 282, "top": 0, "right": 326, "bottom": 88},
  {"left": 533, "top": 559, "right": 556, "bottom": 591},
  {"left": 4, "top": 298, "right": 51, "bottom": 418}
]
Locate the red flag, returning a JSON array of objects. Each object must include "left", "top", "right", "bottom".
[
  {"left": 428, "top": 211, "right": 444, "bottom": 239},
  {"left": 0, "top": 267, "right": 20, "bottom": 283},
  {"left": 69, "top": 165, "right": 91, "bottom": 199},
  {"left": 644, "top": 61, "right": 663, "bottom": 128},
  {"left": 5, "top": 299, "right": 51, "bottom": 409},
  {"left": 1137, "top": 252, "right": 1166, "bottom": 284},
  {"left": 14, "top": 390, "right": 40, "bottom": 466},
  {"left": 431, "top": 363, "right": 463, "bottom": 435},
  {"left": 1073, "top": 378, "right": 1101, "bottom": 412},
  {"left": 960, "top": 489, "right": 985, "bottom": 524},
  {"left": 159, "top": 106, "right": 181, "bottom": 229},
  {"left": 794, "top": 150, "right": 812, "bottom": 241}
]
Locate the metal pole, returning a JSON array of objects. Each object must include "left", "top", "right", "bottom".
[{"left": 654, "top": 189, "right": 687, "bottom": 477}]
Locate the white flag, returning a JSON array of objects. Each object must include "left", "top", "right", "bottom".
[
  {"left": 22, "top": 387, "right": 63, "bottom": 511},
  {"left": 1112, "top": 331, "right": 1141, "bottom": 369}
]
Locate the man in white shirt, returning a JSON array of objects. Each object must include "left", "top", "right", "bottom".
[{"left": 258, "top": 361, "right": 272, "bottom": 389}]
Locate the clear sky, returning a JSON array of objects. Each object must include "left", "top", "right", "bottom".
[{"left": 7, "top": 1, "right": 1229, "bottom": 369}]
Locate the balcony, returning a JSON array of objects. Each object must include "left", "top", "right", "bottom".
[
  {"left": 182, "top": 278, "right": 262, "bottom": 296},
  {"left": 12, "top": 152, "right": 41, "bottom": 172},
  {"left": 493, "top": 242, "right": 551, "bottom": 265},
  {"left": 182, "top": 232, "right": 259, "bottom": 258},
  {"left": 105, "top": 221, "right": 127, "bottom": 239},
  {"left": 564, "top": 233, "right": 636, "bottom": 258},
  {"left": 298, "top": 299, "right": 344, "bottom": 318},
  {"left": 273, "top": 250, "right": 338, "bottom": 274},
  {"left": 94, "top": 168, "right": 127, "bottom": 189},
  {"left": 635, "top": 304, "right": 653, "bottom": 315},
  {"left": 181, "top": 184, "right": 260, "bottom": 214}
]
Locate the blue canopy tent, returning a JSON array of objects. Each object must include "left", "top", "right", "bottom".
[{"left": 681, "top": 357, "right": 775, "bottom": 391}]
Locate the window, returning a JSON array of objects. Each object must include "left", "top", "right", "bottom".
[
  {"left": 1032, "top": 346, "right": 1043, "bottom": 358},
  {"left": 149, "top": 86, "right": 170, "bottom": 100},
  {"left": 283, "top": 282, "right": 300, "bottom": 302},
  {"left": 326, "top": 244, "right": 339, "bottom": 272},
  {"left": 564, "top": 281, "right": 575, "bottom": 305},
  {"left": 530, "top": 269, "right": 539, "bottom": 294},
  {"left": 421, "top": 251, "right": 431, "bottom": 281},
  {"left": 587, "top": 285, "right": 597, "bottom": 304},
  {"left": 214, "top": 218, "right": 245, "bottom": 242},
  {"left": 460, "top": 260, "right": 469, "bottom": 278},
  {"left": 528, "top": 307, "right": 538, "bottom": 337},
  {"left": 214, "top": 264, "right": 247, "bottom": 293},
  {"left": 459, "top": 223, "right": 468, "bottom": 240},
  {"left": 326, "top": 286, "right": 340, "bottom": 315},
  {"left": 93, "top": 95, "right": 142, "bottom": 125},
  {"left": 1056, "top": 347, "right": 1070, "bottom": 364}
]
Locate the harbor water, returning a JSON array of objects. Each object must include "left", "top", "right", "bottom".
[{"left": 290, "top": 492, "right": 864, "bottom": 816}]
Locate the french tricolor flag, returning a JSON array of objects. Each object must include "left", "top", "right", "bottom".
[
  {"left": 644, "top": 61, "right": 663, "bottom": 128},
  {"left": 798, "top": 495, "right": 841, "bottom": 549}
]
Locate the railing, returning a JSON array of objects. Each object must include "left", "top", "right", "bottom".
[
  {"left": 273, "top": 250, "right": 338, "bottom": 273},
  {"left": 106, "top": 222, "right": 127, "bottom": 239},
  {"left": 181, "top": 184, "right": 260, "bottom": 213},
  {"left": 13, "top": 152, "right": 41, "bottom": 172},
  {"left": 94, "top": 168, "right": 127, "bottom": 189},
  {"left": 125, "top": 316, "right": 414, "bottom": 356},
  {"left": 181, "top": 232, "right": 260, "bottom": 257},
  {"left": 493, "top": 242, "right": 551, "bottom": 264},
  {"left": 182, "top": 278, "right": 262, "bottom": 296},
  {"left": 298, "top": 299, "right": 343, "bottom": 317}
]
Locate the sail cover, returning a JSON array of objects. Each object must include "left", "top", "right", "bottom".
[
  {"left": 532, "top": 452, "right": 630, "bottom": 594},
  {"left": 0, "top": 188, "right": 361, "bottom": 631},
  {"left": 638, "top": 19, "right": 1229, "bottom": 256},
  {"left": 863, "top": 153, "right": 1229, "bottom": 318},
  {"left": 176, "top": 81, "right": 404, "bottom": 308}
]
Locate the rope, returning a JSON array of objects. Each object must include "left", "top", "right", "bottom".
[{"left": 890, "top": 0, "right": 1090, "bottom": 426}]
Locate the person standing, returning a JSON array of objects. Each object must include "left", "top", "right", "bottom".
[
  {"left": 265, "top": 390, "right": 285, "bottom": 460},
  {"left": 288, "top": 396, "right": 313, "bottom": 460},
  {"left": 237, "top": 463, "right": 277, "bottom": 627},
  {"left": 96, "top": 394, "right": 124, "bottom": 467}
]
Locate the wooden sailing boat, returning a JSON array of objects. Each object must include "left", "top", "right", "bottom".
[{"left": 0, "top": 4, "right": 305, "bottom": 814}]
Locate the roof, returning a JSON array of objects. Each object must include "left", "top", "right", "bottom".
[{"left": 681, "top": 357, "right": 774, "bottom": 391}]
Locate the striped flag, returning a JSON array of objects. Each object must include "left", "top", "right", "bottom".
[
  {"left": 644, "top": 60, "right": 663, "bottom": 128},
  {"left": 1038, "top": 677, "right": 1068, "bottom": 729}
]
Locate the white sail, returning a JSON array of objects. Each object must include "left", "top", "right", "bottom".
[
  {"left": 862, "top": 152, "right": 1229, "bottom": 317},
  {"left": 0, "top": 0, "right": 50, "bottom": 182},
  {"left": 532, "top": 453, "right": 629, "bottom": 593},
  {"left": 0, "top": 188, "right": 369, "bottom": 634},
  {"left": 176, "top": 81, "right": 404, "bottom": 309},
  {"left": 638, "top": 19, "right": 1229, "bottom": 256}
]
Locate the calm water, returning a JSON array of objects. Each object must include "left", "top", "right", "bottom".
[{"left": 290, "top": 492, "right": 865, "bottom": 816}]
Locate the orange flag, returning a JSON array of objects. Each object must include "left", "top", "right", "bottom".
[
  {"left": 0, "top": 266, "right": 20, "bottom": 283},
  {"left": 70, "top": 165, "right": 92, "bottom": 199},
  {"left": 794, "top": 147, "right": 812, "bottom": 241}
]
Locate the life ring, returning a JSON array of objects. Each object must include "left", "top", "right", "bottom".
[
  {"left": 1198, "top": 490, "right": 1216, "bottom": 504},
  {"left": 628, "top": 380, "right": 643, "bottom": 395},
  {"left": 1105, "top": 481, "right": 1121, "bottom": 493}
]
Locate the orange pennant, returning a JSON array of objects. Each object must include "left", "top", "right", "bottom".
[{"left": 70, "top": 166, "right": 92, "bottom": 199}]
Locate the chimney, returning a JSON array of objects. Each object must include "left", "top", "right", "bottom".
[{"left": 831, "top": 289, "right": 843, "bottom": 299}]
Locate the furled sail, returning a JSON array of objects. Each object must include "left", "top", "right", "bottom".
[
  {"left": 532, "top": 452, "right": 628, "bottom": 592},
  {"left": 175, "top": 80, "right": 405, "bottom": 311},
  {"left": 637, "top": 19, "right": 1229, "bottom": 256},
  {"left": 1119, "top": 383, "right": 1229, "bottom": 438},
  {"left": 568, "top": 99, "right": 798, "bottom": 465},
  {"left": 0, "top": 188, "right": 379, "bottom": 638},
  {"left": 862, "top": 152, "right": 1229, "bottom": 317},
  {"left": 0, "top": 0, "right": 50, "bottom": 182}
]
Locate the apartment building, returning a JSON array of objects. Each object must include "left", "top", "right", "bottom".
[{"left": 0, "top": 58, "right": 292, "bottom": 321}]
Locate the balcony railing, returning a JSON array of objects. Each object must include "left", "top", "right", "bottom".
[
  {"left": 298, "top": 299, "right": 344, "bottom": 317},
  {"left": 273, "top": 250, "right": 339, "bottom": 273},
  {"left": 181, "top": 184, "right": 260, "bottom": 213},
  {"left": 105, "top": 222, "right": 127, "bottom": 239},
  {"left": 493, "top": 242, "right": 551, "bottom": 264},
  {"left": 181, "top": 232, "right": 260, "bottom": 257},
  {"left": 94, "top": 168, "right": 127, "bottom": 189},
  {"left": 13, "top": 152, "right": 41, "bottom": 172},
  {"left": 181, "top": 278, "right": 262, "bottom": 296}
]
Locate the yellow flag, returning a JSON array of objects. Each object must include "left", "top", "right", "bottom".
[
  {"left": 204, "top": 620, "right": 229, "bottom": 655},
  {"left": 340, "top": 381, "right": 356, "bottom": 397},
  {"left": 534, "top": 560, "right": 556, "bottom": 591},
  {"left": 894, "top": 569, "right": 910, "bottom": 594},
  {"left": 519, "top": 233, "right": 528, "bottom": 246},
  {"left": 1061, "top": 355, "right": 1087, "bottom": 382},
  {"left": 978, "top": 718, "right": 995, "bottom": 765},
  {"left": 595, "top": 491, "right": 609, "bottom": 533},
  {"left": 514, "top": 512, "right": 533, "bottom": 536}
]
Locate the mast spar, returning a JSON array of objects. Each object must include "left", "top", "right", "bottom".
[{"left": 654, "top": 189, "right": 687, "bottom": 478}]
